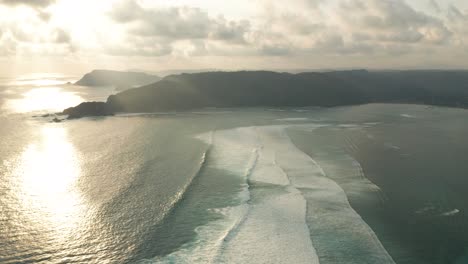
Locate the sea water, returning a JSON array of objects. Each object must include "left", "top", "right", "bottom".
[{"left": 1, "top": 75, "right": 468, "bottom": 264}]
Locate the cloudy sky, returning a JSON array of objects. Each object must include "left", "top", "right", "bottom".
[{"left": 0, "top": 0, "right": 467, "bottom": 75}]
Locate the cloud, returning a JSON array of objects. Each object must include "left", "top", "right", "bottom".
[
  {"left": 246, "top": 0, "right": 457, "bottom": 58},
  {"left": 110, "top": 0, "right": 143, "bottom": 23},
  {"left": 0, "top": 32, "right": 17, "bottom": 56},
  {"left": 0, "top": 0, "right": 55, "bottom": 23},
  {"left": 0, "top": 0, "right": 467, "bottom": 70},
  {"left": 105, "top": 35, "right": 172, "bottom": 57},
  {"left": 446, "top": 4, "right": 468, "bottom": 47},
  {"left": 110, "top": 0, "right": 250, "bottom": 43},
  {"left": 0, "top": 10, "right": 73, "bottom": 57},
  {"left": 305, "top": 0, "right": 324, "bottom": 8},
  {"left": 107, "top": 0, "right": 253, "bottom": 57},
  {"left": 4, "top": 22, "right": 71, "bottom": 45},
  {"left": 210, "top": 18, "right": 250, "bottom": 43},
  {"left": 0, "top": 0, "right": 55, "bottom": 8},
  {"left": 53, "top": 28, "right": 70, "bottom": 43},
  {"left": 448, "top": 4, "right": 467, "bottom": 22},
  {"left": 260, "top": 44, "right": 291, "bottom": 56},
  {"left": 337, "top": 0, "right": 452, "bottom": 45},
  {"left": 428, "top": 0, "right": 441, "bottom": 13}
]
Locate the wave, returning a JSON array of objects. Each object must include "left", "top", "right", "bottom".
[
  {"left": 170, "top": 130, "right": 215, "bottom": 208},
  {"left": 168, "top": 148, "right": 210, "bottom": 212},
  {"left": 211, "top": 126, "right": 319, "bottom": 264},
  {"left": 441, "top": 209, "right": 460, "bottom": 217},
  {"left": 276, "top": 118, "right": 310, "bottom": 121},
  {"left": 146, "top": 129, "right": 258, "bottom": 264},
  {"left": 212, "top": 148, "right": 258, "bottom": 259},
  {"left": 142, "top": 131, "right": 213, "bottom": 244},
  {"left": 282, "top": 126, "right": 395, "bottom": 263},
  {"left": 401, "top": 114, "right": 416, "bottom": 118},
  {"left": 149, "top": 124, "right": 395, "bottom": 264}
]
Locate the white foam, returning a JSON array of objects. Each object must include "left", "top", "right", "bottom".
[
  {"left": 416, "top": 206, "right": 461, "bottom": 217},
  {"left": 282, "top": 123, "right": 328, "bottom": 132},
  {"left": 415, "top": 205, "right": 435, "bottom": 214},
  {"left": 364, "top": 122, "right": 381, "bottom": 126},
  {"left": 116, "top": 112, "right": 178, "bottom": 117},
  {"left": 215, "top": 126, "right": 319, "bottom": 264},
  {"left": 152, "top": 129, "right": 257, "bottom": 264},
  {"left": 249, "top": 128, "right": 290, "bottom": 186},
  {"left": 338, "top": 124, "right": 362, "bottom": 130},
  {"left": 276, "top": 118, "right": 309, "bottom": 121},
  {"left": 199, "top": 128, "right": 259, "bottom": 175},
  {"left": 217, "top": 186, "right": 319, "bottom": 264},
  {"left": 148, "top": 204, "right": 250, "bottom": 264},
  {"left": 192, "top": 126, "right": 319, "bottom": 263},
  {"left": 441, "top": 209, "right": 460, "bottom": 216},
  {"left": 259, "top": 127, "right": 394, "bottom": 263},
  {"left": 154, "top": 124, "right": 394, "bottom": 264},
  {"left": 191, "top": 111, "right": 234, "bottom": 114},
  {"left": 384, "top": 143, "right": 401, "bottom": 150},
  {"left": 401, "top": 114, "right": 416, "bottom": 118}
]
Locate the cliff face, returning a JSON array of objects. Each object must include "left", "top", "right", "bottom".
[
  {"left": 75, "top": 70, "right": 160, "bottom": 90},
  {"left": 64, "top": 70, "right": 468, "bottom": 118}
]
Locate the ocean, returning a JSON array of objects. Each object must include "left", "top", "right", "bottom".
[{"left": 0, "top": 74, "right": 467, "bottom": 263}]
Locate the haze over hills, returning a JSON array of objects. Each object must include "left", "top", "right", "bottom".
[
  {"left": 75, "top": 70, "right": 161, "bottom": 91},
  {"left": 64, "top": 70, "right": 468, "bottom": 118}
]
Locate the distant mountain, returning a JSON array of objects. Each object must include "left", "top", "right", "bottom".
[
  {"left": 64, "top": 70, "right": 468, "bottom": 118},
  {"left": 154, "top": 69, "right": 220, "bottom": 77},
  {"left": 75, "top": 70, "right": 160, "bottom": 91}
]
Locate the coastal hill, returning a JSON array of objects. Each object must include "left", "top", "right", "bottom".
[
  {"left": 64, "top": 70, "right": 468, "bottom": 118},
  {"left": 325, "top": 70, "right": 468, "bottom": 105},
  {"left": 75, "top": 69, "right": 160, "bottom": 91}
]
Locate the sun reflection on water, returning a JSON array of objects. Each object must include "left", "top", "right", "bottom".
[
  {"left": 14, "top": 125, "right": 87, "bottom": 242},
  {"left": 9, "top": 79, "right": 69, "bottom": 87},
  {"left": 4, "top": 87, "right": 83, "bottom": 113}
]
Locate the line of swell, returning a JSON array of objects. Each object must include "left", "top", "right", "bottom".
[
  {"left": 133, "top": 132, "right": 214, "bottom": 264},
  {"left": 283, "top": 129, "right": 395, "bottom": 264},
  {"left": 350, "top": 155, "right": 389, "bottom": 205},
  {"left": 309, "top": 157, "right": 394, "bottom": 263},
  {"left": 218, "top": 127, "right": 264, "bottom": 242},
  {"left": 273, "top": 129, "right": 320, "bottom": 264},
  {"left": 212, "top": 144, "right": 261, "bottom": 263},
  {"left": 157, "top": 130, "right": 214, "bottom": 226}
]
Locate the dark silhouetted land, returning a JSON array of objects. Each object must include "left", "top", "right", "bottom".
[
  {"left": 64, "top": 70, "right": 468, "bottom": 118},
  {"left": 75, "top": 69, "right": 161, "bottom": 91}
]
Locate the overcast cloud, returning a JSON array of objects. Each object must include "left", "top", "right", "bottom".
[
  {"left": 0, "top": 0, "right": 55, "bottom": 7},
  {"left": 0, "top": 0, "right": 467, "bottom": 73}
]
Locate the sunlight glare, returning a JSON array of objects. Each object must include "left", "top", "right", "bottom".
[
  {"left": 14, "top": 126, "right": 86, "bottom": 238},
  {"left": 5, "top": 87, "right": 83, "bottom": 113},
  {"left": 9, "top": 79, "right": 68, "bottom": 86}
]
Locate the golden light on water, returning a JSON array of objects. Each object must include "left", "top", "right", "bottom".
[
  {"left": 5, "top": 87, "right": 83, "bottom": 113},
  {"left": 9, "top": 79, "right": 69, "bottom": 86},
  {"left": 13, "top": 125, "right": 87, "bottom": 240}
]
